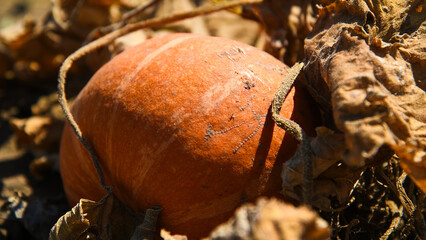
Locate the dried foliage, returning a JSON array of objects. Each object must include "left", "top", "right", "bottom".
[
  {"left": 0, "top": 0, "right": 156, "bottom": 83},
  {"left": 49, "top": 193, "right": 162, "bottom": 240},
  {"left": 241, "top": 0, "right": 317, "bottom": 65},
  {"left": 49, "top": 193, "right": 147, "bottom": 240},
  {"left": 282, "top": 127, "right": 364, "bottom": 209},
  {"left": 1, "top": 192, "right": 63, "bottom": 240},
  {"left": 304, "top": 0, "right": 426, "bottom": 168},
  {"left": 161, "top": 230, "right": 189, "bottom": 240},
  {"left": 0, "top": 0, "right": 425, "bottom": 239},
  {"left": 324, "top": 159, "right": 426, "bottom": 239},
  {"left": 9, "top": 116, "right": 64, "bottom": 152},
  {"left": 208, "top": 198, "right": 330, "bottom": 240},
  {"left": 279, "top": 0, "right": 426, "bottom": 209}
]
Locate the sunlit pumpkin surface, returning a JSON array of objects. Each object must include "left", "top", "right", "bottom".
[{"left": 60, "top": 33, "right": 319, "bottom": 239}]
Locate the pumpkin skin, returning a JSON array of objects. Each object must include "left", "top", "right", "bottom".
[{"left": 60, "top": 33, "right": 319, "bottom": 239}]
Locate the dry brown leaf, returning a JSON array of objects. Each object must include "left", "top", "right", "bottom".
[
  {"left": 2, "top": 192, "right": 61, "bottom": 240},
  {"left": 204, "top": 10, "right": 260, "bottom": 45},
  {"left": 49, "top": 193, "right": 160, "bottom": 240},
  {"left": 108, "top": 30, "right": 148, "bottom": 57},
  {"left": 207, "top": 198, "right": 330, "bottom": 240},
  {"left": 0, "top": 0, "right": 144, "bottom": 82},
  {"left": 31, "top": 93, "right": 69, "bottom": 120},
  {"left": 49, "top": 198, "right": 103, "bottom": 240},
  {"left": 9, "top": 116, "right": 64, "bottom": 152},
  {"left": 30, "top": 154, "right": 60, "bottom": 180},
  {"left": 245, "top": 0, "right": 317, "bottom": 65},
  {"left": 301, "top": 0, "right": 425, "bottom": 191},
  {"left": 51, "top": 0, "right": 112, "bottom": 31},
  {"left": 397, "top": 147, "right": 426, "bottom": 193},
  {"left": 154, "top": 0, "right": 209, "bottom": 35},
  {"left": 161, "top": 229, "right": 188, "bottom": 240},
  {"left": 0, "top": 14, "right": 86, "bottom": 82},
  {"left": 282, "top": 127, "right": 365, "bottom": 209}
]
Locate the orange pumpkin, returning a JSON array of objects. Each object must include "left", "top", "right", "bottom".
[{"left": 60, "top": 33, "right": 319, "bottom": 239}]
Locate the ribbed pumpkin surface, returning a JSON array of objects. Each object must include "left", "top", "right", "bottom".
[{"left": 60, "top": 33, "right": 319, "bottom": 239}]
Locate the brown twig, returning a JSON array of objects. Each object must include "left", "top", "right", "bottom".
[
  {"left": 58, "top": 0, "right": 263, "bottom": 193},
  {"left": 396, "top": 172, "right": 415, "bottom": 214},
  {"left": 376, "top": 168, "right": 414, "bottom": 215},
  {"left": 121, "top": 0, "right": 160, "bottom": 21},
  {"left": 344, "top": 219, "right": 360, "bottom": 240},
  {"left": 376, "top": 166, "right": 425, "bottom": 239},
  {"left": 379, "top": 202, "right": 403, "bottom": 240}
]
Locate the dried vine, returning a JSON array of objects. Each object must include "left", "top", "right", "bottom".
[{"left": 271, "top": 62, "right": 314, "bottom": 204}]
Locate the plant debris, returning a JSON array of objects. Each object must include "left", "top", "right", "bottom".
[
  {"left": 208, "top": 198, "right": 330, "bottom": 240},
  {"left": 279, "top": 0, "right": 425, "bottom": 209},
  {"left": 0, "top": 0, "right": 425, "bottom": 239},
  {"left": 49, "top": 193, "right": 161, "bottom": 240},
  {"left": 304, "top": 0, "right": 425, "bottom": 169}
]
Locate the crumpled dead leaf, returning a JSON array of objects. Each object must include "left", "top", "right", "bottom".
[
  {"left": 0, "top": 0, "right": 150, "bottom": 82},
  {"left": 396, "top": 148, "right": 426, "bottom": 193},
  {"left": 207, "top": 198, "right": 330, "bottom": 240},
  {"left": 155, "top": 0, "right": 209, "bottom": 35},
  {"left": 30, "top": 154, "right": 60, "bottom": 180},
  {"left": 51, "top": 0, "right": 117, "bottom": 31},
  {"left": 243, "top": 0, "right": 317, "bottom": 65},
  {"left": 8, "top": 93, "right": 71, "bottom": 154},
  {"left": 2, "top": 192, "right": 61, "bottom": 240},
  {"left": 31, "top": 93, "right": 68, "bottom": 120},
  {"left": 204, "top": 10, "right": 260, "bottom": 46},
  {"left": 298, "top": 0, "right": 426, "bottom": 193},
  {"left": 9, "top": 116, "right": 64, "bottom": 152},
  {"left": 282, "top": 127, "right": 365, "bottom": 209},
  {"left": 160, "top": 229, "right": 188, "bottom": 240},
  {"left": 49, "top": 193, "right": 161, "bottom": 240},
  {"left": 0, "top": 16, "right": 81, "bottom": 82}
]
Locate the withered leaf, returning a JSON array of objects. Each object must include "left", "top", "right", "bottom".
[
  {"left": 49, "top": 193, "right": 155, "bottom": 240},
  {"left": 3, "top": 193, "right": 60, "bottom": 240},
  {"left": 397, "top": 147, "right": 426, "bottom": 193},
  {"left": 282, "top": 127, "right": 364, "bottom": 209},
  {"left": 9, "top": 116, "right": 64, "bottom": 152},
  {"left": 160, "top": 229, "right": 188, "bottom": 240},
  {"left": 49, "top": 197, "right": 108, "bottom": 240},
  {"left": 155, "top": 0, "right": 209, "bottom": 35},
  {"left": 208, "top": 198, "right": 330, "bottom": 240},
  {"left": 302, "top": 0, "right": 425, "bottom": 191},
  {"left": 247, "top": 0, "right": 317, "bottom": 65},
  {"left": 30, "top": 154, "right": 60, "bottom": 180},
  {"left": 0, "top": 0, "right": 141, "bottom": 82}
]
